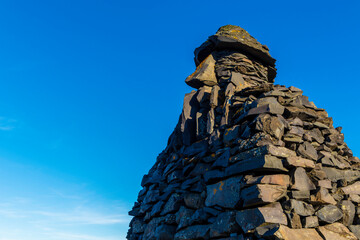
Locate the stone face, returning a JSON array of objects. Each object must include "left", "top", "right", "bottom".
[
  {"left": 186, "top": 54, "right": 217, "bottom": 89},
  {"left": 316, "top": 205, "right": 343, "bottom": 223},
  {"left": 236, "top": 202, "right": 287, "bottom": 232},
  {"left": 205, "top": 176, "right": 243, "bottom": 208},
  {"left": 317, "top": 223, "right": 357, "bottom": 240},
  {"left": 128, "top": 25, "right": 360, "bottom": 240}
]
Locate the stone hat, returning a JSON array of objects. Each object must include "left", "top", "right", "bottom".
[{"left": 194, "top": 25, "right": 277, "bottom": 81}]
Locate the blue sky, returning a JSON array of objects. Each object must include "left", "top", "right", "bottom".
[{"left": 0, "top": 0, "right": 359, "bottom": 239}]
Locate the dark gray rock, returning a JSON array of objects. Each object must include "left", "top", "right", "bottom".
[
  {"left": 181, "top": 91, "right": 199, "bottom": 146},
  {"left": 291, "top": 190, "right": 310, "bottom": 200},
  {"left": 339, "top": 200, "right": 355, "bottom": 226},
  {"left": 210, "top": 211, "right": 240, "bottom": 238},
  {"left": 205, "top": 176, "right": 243, "bottom": 208},
  {"left": 244, "top": 174, "right": 290, "bottom": 187},
  {"left": 349, "top": 225, "right": 360, "bottom": 239},
  {"left": 212, "top": 149, "right": 230, "bottom": 168},
  {"left": 184, "top": 193, "right": 203, "bottom": 209},
  {"left": 284, "top": 106, "right": 318, "bottom": 121},
  {"left": 317, "top": 223, "right": 357, "bottom": 240},
  {"left": 176, "top": 206, "right": 194, "bottom": 230},
  {"left": 150, "top": 201, "right": 165, "bottom": 218},
  {"left": 174, "top": 225, "right": 210, "bottom": 240},
  {"left": 236, "top": 202, "right": 287, "bottom": 232},
  {"left": 247, "top": 101, "right": 285, "bottom": 116},
  {"left": 255, "top": 223, "right": 280, "bottom": 238},
  {"left": 241, "top": 184, "right": 287, "bottom": 207},
  {"left": 287, "top": 212, "right": 302, "bottom": 229},
  {"left": 223, "top": 125, "right": 240, "bottom": 146},
  {"left": 323, "top": 167, "right": 360, "bottom": 182},
  {"left": 161, "top": 193, "right": 183, "bottom": 215},
  {"left": 204, "top": 169, "right": 225, "bottom": 183},
  {"left": 143, "top": 217, "right": 165, "bottom": 239},
  {"left": 304, "top": 216, "right": 319, "bottom": 228},
  {"left": 308, "top": 128, "right": 325, "bottom": 144},
  {"left": 154, "top": 224, "right": 176, "bottom": 240},
  {"left": 131, "top": 218, "right": 146, "bottom": 234},
  {"left": 188, "top": 163, "right": 211, "bottom": 177},
  {"left": 231, "top": 72, "right": 245, "bottom": 88},
  {"left": 183, "top": 139, "right": 208, "bottom": 156},
  {"left": 297, "top": 142, "right": 318, "bottom": 160},
  {"left": 284, "top": 199, "right": 315, "bottom": 216},
  {"left": 316, "top": 205, "right": 343, "bottom": 224},
  {"left": 225, "top": 155, "right": 287, "bottom": 177},
  {"left": 190, "top": 208, "right": 209, "bottom": 225},
  {"left": 291, "top": 167, "right": 316, "bottom": 191}
]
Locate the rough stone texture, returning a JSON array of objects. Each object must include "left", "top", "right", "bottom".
[
  {"left": 316, "top": 205, "right": 343, "bottom": 224},
  {"left": 273, "top": 225, "right": 323, "bottom": 240},
  {"left": 186, "top": 54, "right": 217, "bottom": 89},
  {"left": 205, "top": 176, "right": 242, "bottom": 208},
  {"left": 317, "top": 223, "right": 357, "bottom": 240},
  {"left": 236, "top": 202, "right": 287, "bottom": 232},
  {"left": 127, "top": 25, "right": 360, "bottom": 240}
]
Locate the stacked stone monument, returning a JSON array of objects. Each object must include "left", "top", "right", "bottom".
[{"left": 127, "top": 25, "right": 360, "bottom": 240}]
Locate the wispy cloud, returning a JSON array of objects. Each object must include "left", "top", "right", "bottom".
[
  {"left": 42, "top": 231, "right": 121, "bottom": 240},
  {"left": 0, "top": 192, "right": 131, "bottom": 240},
  {"left": 32, "top": 208, "right": 130, "bottom": 225},
  {"left": 0, "top": 117, "right": 17, "bottom": 131}
]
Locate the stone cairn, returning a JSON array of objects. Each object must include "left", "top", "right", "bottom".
[{"left": 127, "top": 25, "right": 360, "bottom": 240}]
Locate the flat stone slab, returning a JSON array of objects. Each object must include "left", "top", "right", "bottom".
[
  {"left": 205, "top": 176, "right": 243, "bottom": 208},
  {"left": 317, "top": 223, "right": 357, "bottom": 240},
  {"left": 273, "top": 225, "right": 323, "bottom": 240},
  {"left": 236, "top": 202, "right": 287, "bottom": 232}
]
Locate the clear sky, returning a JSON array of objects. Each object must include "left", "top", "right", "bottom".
[{"left": 0, "top": 0, "right": 359, "bottom": 239}]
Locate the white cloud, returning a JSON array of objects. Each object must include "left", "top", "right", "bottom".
[{"left": 0, "top": 193, "right": 131, "bottom": 240}]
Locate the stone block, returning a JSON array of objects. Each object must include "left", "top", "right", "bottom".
[
  {"left": 317, "top": 223, "right": 357, "bottom": 240},
  {"left": 241, "top": 184, "right": 287, "bottom": 207},
  {"left": 236, "top": 202, "right": 287, "bottom": 232},
  {"left": 205, "top": 176, "right": 243, "bottom": 208}
]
